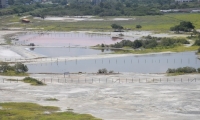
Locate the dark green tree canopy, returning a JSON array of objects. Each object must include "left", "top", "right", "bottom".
[
  {"left": 136, "top": 25, "right": 142, "bottom": 29},
  {"left": 170, "top": 21, "right": 195, "bottom": 32},
  {"left": 111, "top": 24, "right": 123, "bottom": 31}
]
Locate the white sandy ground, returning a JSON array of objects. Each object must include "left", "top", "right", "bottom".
[{"left": 0, "top": 73, "right": 200, "bottom": 120}]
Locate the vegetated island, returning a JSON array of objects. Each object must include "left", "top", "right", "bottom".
[{"left": 92, "top": 35, "right": 200, "bottom": 54}]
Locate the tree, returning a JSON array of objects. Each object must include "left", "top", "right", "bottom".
[
  {"left": 0, "top": 62, "right": 12, "bottom": 73},
  {"left": 132, "top": 40, "right": 142, "bottom": 49},
  {"left": 111, "top": 24, "right": 123, "bottom": 32},
  {"left": 14, "top": 63, "right": 28, "bottom": 73},
  {"left": 170, "top": 21, "right": 195, "bottom": 32},
  {"left": 136, "top": 25, "right": 142, "bottom": 29}
]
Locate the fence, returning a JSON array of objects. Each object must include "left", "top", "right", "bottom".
[{"left": 1, "top": 77, "right": 200, "bottom": 84}]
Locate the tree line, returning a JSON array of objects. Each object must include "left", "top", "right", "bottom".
[
  {"left": 0, "top": 62, "right": 28, "bottom": 74},
  {"left": 1, "top": 0, "right": 200, "bottom": 17},
  {"left": 108, "top": 36, "right": 190, "bottom": 49},
  {"left": 167, "top": 67, "right": 200, "bottom": 74}
]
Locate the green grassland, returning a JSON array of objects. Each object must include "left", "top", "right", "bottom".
[
  {"left": 1, "top": 13, "right": 200, "bottom": 31},
  {"left": 112, "top": 46, "right": 199, "bottom": 54},
  {"left": 0, "top": 102, "right": 100, "bottom": 120},
  {"left": 0, "top": 71, "right": 29, "bottom": 76}
]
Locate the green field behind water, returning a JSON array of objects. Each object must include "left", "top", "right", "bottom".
[{"left": 1, "top": 13, "right": 200, "bottom": 31}]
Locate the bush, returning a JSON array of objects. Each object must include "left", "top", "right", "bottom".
[
  {"left": 170, "top": 21, "right": 195, "bottom": 32},
  {"left": 198, "top": 68, "right": 200, "bottom": 73},
  {"left": 14, "top": 63, "right": 28, "bottom": 73},
  {"left": 23, "top": 77, "right": 45, "bottom": 86},
  {"left": 193, "top": 40, "right": 200, "bottom": 46},
  {"left": 198, "top": 48, "right": 200, "bottom": 53},
  {"left": 0, "top": 62, "right": 28, "bottom": 73},
  {"left": 98, "top": 68, "right": 107, "bottom": 74},
  {"left": 167, "top": 67, "right": 197, "bottom": 73},
  {"left": 167, "top": 68, "right": 176, "bottom": 73}
]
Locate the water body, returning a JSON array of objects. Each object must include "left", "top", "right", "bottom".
[
  {"left": 27, "top": 47, "right": 112, "bottom": 57},
  {"left": 16, "top": 32, "right": 132, "bottom": 46},
  {"left": 27, "top": 52, "right": 200, "bottom": 74}
]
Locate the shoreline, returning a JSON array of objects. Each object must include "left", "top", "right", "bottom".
[{"left": 0, "top": 30, "right": 198, "bottom": 64}]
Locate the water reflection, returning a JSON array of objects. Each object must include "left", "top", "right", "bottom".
[
  {"left": 27, "top": 52, "right": 200, "bottom": 73},
  {"left": 17, "top": 32, "right": 132, "bottom": 46},
  {"left": 28, "top": 47, "right": 112, "bottom": 57}
]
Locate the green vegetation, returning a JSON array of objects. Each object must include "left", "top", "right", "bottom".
[
  {"left": 0, "top": 62, "right": 28, "bottom": 76},
  {"left": 136, "top": 25, "right": 142, "bottom": 29},
  {"left": 167, "top": 67, "right": 199, "bottom": 74},
  {"left": 194, "top": 40, "right": 200, "bottom": 46},
  {"left": 198, "top": 48, "right": 200, "bottom": 53},
  {"left": 110, "top": 36, "right": 190, "bottom": 49},
  {"left": 198, "top": 68, "right": 200, "bottom": 73},
  {"left": 3, "top": 0, "right": 200, "bottom": 17},
  {"left": 113, "top": 46, "right": 199, "bottom": 54},
  {"left": 1, "top": 13, "right": 200, "bottom": 31},
  {"left": 23, "top": 77, "right": 45, "bottom": 86},
  {"left": 97, "top": 68, "right": 114, "bottom": 74},
  {"left": 45, "top": 98, "right": 59, "bottom": 101},
  {"left": 0, "top": 102, "right": 100, "bottom": 120},
  {"left": 111, "top": 24, "right": 123, "bottom": 32},
  {"left": 170, "top": 21, "right": 195, "bottom": 32}
]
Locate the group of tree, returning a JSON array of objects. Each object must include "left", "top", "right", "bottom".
[
  {"left": 97, "top": 68, "right": 114, "bottom": 74},
  {"left": 111, "top": 24, "right": 124, "bottom": 32},
  {"left": 1, "top": 0, "right": 200, "bottom": 17},
  {"left": 170, "top": 21, "right": 195, "bottom": 32},
  {"left": 110, "top": 36, "right": 190, "bottom": 49},
  {"left": 167, "top": 67, "right": 200, "bottom": 73},
  {"left": 0, "top": 62, "right": 28, "bottom": 73}
]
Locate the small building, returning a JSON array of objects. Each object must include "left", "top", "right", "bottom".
[{"left": 21, "top": 19, "right": 30, "bottom": 23}]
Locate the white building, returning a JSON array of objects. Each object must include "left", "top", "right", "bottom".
[
  {"left": 0, "top": 0, "right": 8, "bottom": 8},
  {"left": 175, "top": 0, "right": 192, "bottom": 2}
]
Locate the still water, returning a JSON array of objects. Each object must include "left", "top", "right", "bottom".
[
  {"left": 27, "top": 47, "right": 112, "bottom": 57},
  {"left": 17, "top": 32, "right": 130, "bottom": 46},
  {"left": 27, "top": 52, "right": 200, "bottom": 73}
]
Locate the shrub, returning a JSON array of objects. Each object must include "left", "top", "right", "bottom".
[
  {"left": 176, "top": 67, "right": 196, "bottom": 73},
  {"left": 23, "top": 77, "right": 45, "bottom": 86},
  {"left": 167, "top": 67, "right": 197, "bottom": 73},
  {"left": 109, "top": 70, "right": 114, "bottom": 73},
  {"left": 167, "top": 68, "right": 176, "bottom": 73},
  {"left": 98, "top": 68, "right": 108, "bottom": 74},
  {"left": 193, "top": 40, "right": 200, "bottom": 46},
  {"left": 198, "top": 68, "right": 200, "bottom": 73},
  {"left": 198, "top": 48, "right": 200, "bottom": 53}
]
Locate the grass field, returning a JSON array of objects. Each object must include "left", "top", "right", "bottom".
[
  {"left": 1, "top": 13, "right": 200, "bottom": 31},
  {"left": 0, "top": 102, "right": 100, "bottom": 120},
  {"left": 0, "top": 71, "right": 29, "bottom": 76},
  {"left": 112, "top": 46, "right": 199, "bottom": 54}
]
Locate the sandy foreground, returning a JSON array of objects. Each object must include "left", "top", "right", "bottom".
[
  {"left": 0, "top": 30, "right": 200, "bottom": 119},
  {"left": 0, "top": 73, "right": 200, "bottom": 120}
]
